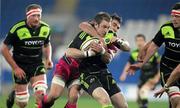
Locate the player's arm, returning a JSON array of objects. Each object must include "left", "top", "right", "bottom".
[
  {"left": 120, "top": 62, "right": 131, "bottom": 81},
  {"left": 1, "top": 43, "right": 25, "bottom": 79},
  {"left": 79, "top": 21, "right": 99, "bottom": 37},
  {"left": 43, "top": 43, "right": 52, "bottom": 61},
  {"left": 165, "top": 64, "right": 180, "bottom": 88},
  {"left": 154, "top": 64, "right": 180, "bottom": 98},
  {"left": 43, "top": 30, "right": 53, "bottom": 69},
  {"left": 128, "top": 30, "right": 164, "bottom": 74},
  {"left": 137, "top": 41, "right": 152, "bottom": 62},
  {"left": 43, "top": 43, "right": 53, "bottom": 69},
  {"left": 66, "top": 41, "right": 104, "bottom": 59},
  {"left": 128, "top": 42, "right": 158, "bottom": 75},
  {"left": 1, "top": 43, "right": 19, "bottom": 70},
  {"left": 65, "top": 48, "right": 89, "bottom": 59},
  {"left": 101, "top": 50, "right": 114, "bottom": 64},
  {"left": 113, "top": 38, "right": 130, "bottom": 51}
]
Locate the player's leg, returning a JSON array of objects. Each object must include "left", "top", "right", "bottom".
[
  {"left": 39, "top": 58, "right": 73, "bottom": 108},
  {"left": 137, "top": 84, "right": 150, "bottom": 108},
  {"left": 39, "top": 76, "right": 65, "bottom": 108},
  {"left": 102, "top": 72, "right": 128, "bottom": 108},
  {"left": 65, "top": 80, "right": 80, "bottom": 108},
  {"left": 92, "top": 87, "right": 113, "bottom": 108},
  {"left": 80, "top": 73, "right": 113, "bottom": 108},
  {"left": 13, "top": 63, "right": 30, "bottom": 108},
  {"left": 160, "top": 65, "right": 180, "bottom": 108},
  {"left": 110, "top": 92, "right": 128, "bottom": 108},
  {"left": 31, "top": 74, "right": 48, "bottom": 107},
  {"left": 147, "top": 72, "right": 160, "bottom": 90},
  {"left": 136, "top": 73, "right": 157, "bottom": 108},
  {"left": 167, "top": 86, "right": 180, "bottom": 108},
  {"left": 15, "top": 84, "right": 30, "bottom": 108},
  {"left": 6, "top": 89, "right": 15, "bottom": 108}
]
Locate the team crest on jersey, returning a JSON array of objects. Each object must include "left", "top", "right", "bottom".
[
  {"left": 43, "top": 32, "right": 47, "bottom": 36},
  {"left": 40, "top": 68, "right": 46, "bottom": 73},
  {"left": 90, "top": 78, "right": 95, "bottom": 83},
  {"left": 22, "top": 33, "right": 27, "bottom": 37}
]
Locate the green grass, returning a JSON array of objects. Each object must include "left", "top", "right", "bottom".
[{"left": 0, "top": 95, "right": 168, "bottom": 108}]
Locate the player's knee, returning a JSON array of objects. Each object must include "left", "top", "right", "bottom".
[
  {"left": 101, "top": 97, "right": 111, "bottom": 105},
  {"left": 15, "top": 91, "right": 30, "bottom": 108},
  {"left": 94, "top": 93, "right": 111, "bottom": 105},
  {"left": 120, "top": 103, "right": 128, "bottom": 108},
  {"left": 16, "top": 101, "right": 28, "bottom": 108},
  {"left": 32, "top": 80, "right": 48, "bottom": 100},
  {"left": 116, "top": 103, "right": 128, "bottom": 108},
  {"left": 93, "top": 87, "right": 111, "bottom": 105}
]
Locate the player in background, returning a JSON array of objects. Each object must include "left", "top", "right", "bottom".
[
  {"left": 127, "top": 2, "right": 180, "bottom": 108},
  {"left": 1, "top": 4, "right": 53, "bottom": 108},
  {"left": 120, "top": 34, "right": 160, "bottom": 108}
]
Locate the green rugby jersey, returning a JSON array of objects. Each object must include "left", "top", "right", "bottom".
[
  {"left": 69, "top": 31, "right": 107, "bottom": 73},
  {"left": 129, "top": 49, "right": 160, "bottom": 72},
  {"left": 152, "top": 21, "right": 180, "bottom": 70},
  {"left": 4, "top": 20, "right": 51, "bottom": 64}
]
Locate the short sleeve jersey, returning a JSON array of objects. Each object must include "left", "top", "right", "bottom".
[
  {"left": 152, "top": 21, "right": 180, "bottom": 69},
  {"left": 3, "top": 20, "right": 51, "bottom": 64},
  {"left": 69, "top": 31, "right": 107, "bottom": 73}
]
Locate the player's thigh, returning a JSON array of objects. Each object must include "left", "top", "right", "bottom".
[
  {"left": 148, "top": 74, "right": 159, "bottom": 85},
  {"left": 50, "top": 76, "right": 66, "bottom": 98},
  {"left": 49, "top": 83, "right": 64, "bottom": 99},
  {"left": 101, "top": 72, "right": 121, "bottom": 97},
  {"left": 31, "top": 74, "right": 46, "bottom": 83},
  {"left": 141, "top": 79, "right": 155, "bottom": 90},
  {"left": 80, "top": 73, "right": 103, "bottom": 95},
  {"left": 110, "top": 92, "right": 128, "bottom": 108}
]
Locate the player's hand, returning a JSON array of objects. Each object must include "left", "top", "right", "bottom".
[
  {"left": 154, "top": 88, "right": 165, "bottom": 98},
  {"left": 45, "top": 59, "right": 53, "bottom": 70},
  {"left": 101, "top": 51, "right": 112, "bottom": 64},
  {"left": 127, "top": 62, "right": 143, "bottom": 75},
  {"left": 90, "top": 41, "right": 104, "bottom": 54},
  {"left": 120, "top": 74, "right": 127, "bottom": 81},
  {"left": 14, "top": 67, "right": 26, "bottom": 79}
]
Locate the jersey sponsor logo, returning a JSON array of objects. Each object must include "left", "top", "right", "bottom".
[
  {"left": 40, "top": 68, "right": 46, "bottom": 73},
  {"left": 168, "top": 42, "right": 180, "bottom": 48},
  {"left": 25, "top": 40, "right": 44, "bottom": 46},
  {"left": 89, "top": 78, "right": 95, "bottom": 83}
]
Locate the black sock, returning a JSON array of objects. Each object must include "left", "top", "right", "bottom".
[
  {"left": 137, "top": 97, "right": 148, "bottom": 108},
  {"left": 6, "top": 90, "right": 15, "bottom": 108}
]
